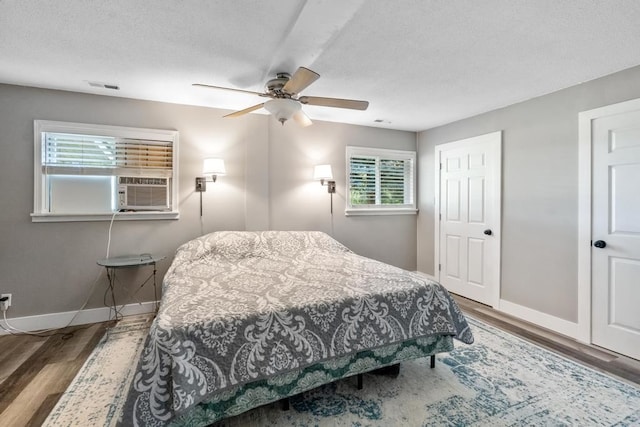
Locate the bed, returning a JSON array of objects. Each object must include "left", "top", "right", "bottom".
[{"left": 118, "top": 231, "right": 473, "bottom": 426}]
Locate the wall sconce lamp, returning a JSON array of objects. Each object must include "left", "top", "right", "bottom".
[
  {"left": 196, "top": 158, "right": 226, "bottom": 216},
  {"left": 196, "top": 158, "right": 226, "bottom": 192},
  {"left": 314, "top": 164, "right": 336, "bottom": 214},
  {"left": 314, "top": 164, "right": 336, "bottom": 193}
]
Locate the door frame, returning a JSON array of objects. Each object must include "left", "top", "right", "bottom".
[
  {"left": 434, "top": 131, "right": 502, "bottom": 309},
  {"left": 577, "top": 97, "right": 640, "bottom": 344}
]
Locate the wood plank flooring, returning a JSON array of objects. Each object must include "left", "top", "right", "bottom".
[
  {"left": 1, "top": 298, "right": 639, "bottom": 426},
  {"left": 0, "top": 322, "right": 111, "bottom": 427}
]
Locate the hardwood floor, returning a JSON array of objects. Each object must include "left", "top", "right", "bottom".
[
  {"left": 0, "top": 299, "right": 638, "bottom": 426},
  {"left": 0, "top": 322, "right": 111, "bottom": 427}
]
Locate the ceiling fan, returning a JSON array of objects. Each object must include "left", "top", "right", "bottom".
[{"left": 193, "top": 67, "right": 369, "bottom": 127}]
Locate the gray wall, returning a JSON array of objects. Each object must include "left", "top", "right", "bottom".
[
  {"left": 417, "top": 65, "right": 640, "bottom": 323},
  {"left": 0, "top": 84, "right": 416, "bottom": 319},
  {"left": 268, "top": 119, "right": 417, "bottom": 268}
]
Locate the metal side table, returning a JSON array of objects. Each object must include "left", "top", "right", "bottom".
[{"left": 97, "top": 254, "right": 165, "bottom": 321}]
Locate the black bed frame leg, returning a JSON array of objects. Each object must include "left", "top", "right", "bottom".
[
  {"left": 357, "top": 373, "right": 363, "bottom": 390},
  {"left": 281, "top": 397, "right": 290, "bottom": 411},
  {"left": 430, "top": 354, "right": 436, "bottom": 369}
]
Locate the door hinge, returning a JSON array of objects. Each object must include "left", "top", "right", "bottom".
[
  {"left": 439, "top": 213, "right": 441, "bottom": 220},
  {"left": 438, "top": 264, "right": 441, "bottom": 271},
  {"left": 439, "top": 163, "right": 443, "bottom": 170}
]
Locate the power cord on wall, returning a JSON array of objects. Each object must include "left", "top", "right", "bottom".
[
  {"left": 0, "top": 296, "right": 10, "bottom": 330},
  {"left": 106, "top": 211, "right": 118, "bottom": 258},
  {"left": 0, "top": 211, "right": 121, "bottom": 337},
  {"left": 0, "top": 267, "right": 104, "bottom": 337},
  {"left": 103, "top": 210, "right": 151, "bottom": 321},
  {"left": 330, "top": 207, "right": 335, "bottom": 238}
]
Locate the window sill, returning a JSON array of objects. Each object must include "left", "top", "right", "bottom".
[
  {"left": 31, "top": 211, "right": 180, "bottom": 222},
  {"left": 345, "top": 208, "right": 418, "bottom": 216}
]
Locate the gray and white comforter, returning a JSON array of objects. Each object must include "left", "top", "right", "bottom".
[{"left": 119, "top": 231, "right": 473, "bottom": 426}]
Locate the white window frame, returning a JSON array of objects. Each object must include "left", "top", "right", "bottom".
[
  {"left": 345, "top": 146, "right": 417, "bottom": 216},
  {"left": 32, "top": 120, "right": 179, "bottom": 222}
]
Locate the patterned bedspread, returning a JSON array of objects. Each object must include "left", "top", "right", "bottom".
[{"left": 119, "top": 231, "right": 473, "bottom": 426}]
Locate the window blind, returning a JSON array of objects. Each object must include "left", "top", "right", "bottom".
[
  {"left": 42, "top": 133, "right": 173, "bottom": 177},
  {"left": 349, "top": 156, "right": 377, "bottom": 204},
  {"left": 348, "top": 153, "right": 414, "bottom": 206},
  {"left": 380, "top": 159, "right": 412, "bottom": 205}
]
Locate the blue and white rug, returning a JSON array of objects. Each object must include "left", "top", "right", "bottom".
[
  {"left": 42, "top": 315, "right": 152, "bottom": 427},
  {"left": 45, "top": 315, "right": 640, "bottom": 426}
]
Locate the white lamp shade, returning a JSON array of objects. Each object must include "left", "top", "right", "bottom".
[
  {"left": 314, "top": 164, "right": 333, "bottom": 180},
  {"left": 203, "top": 158, "right": 226, "bottom": 176},
  {"left": 264, "top": 99, "right": 302, "bottom": 124}
]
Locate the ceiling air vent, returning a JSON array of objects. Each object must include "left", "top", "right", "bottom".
[{"left": 87, "top": 81, "right": 120, "bottom": 90}]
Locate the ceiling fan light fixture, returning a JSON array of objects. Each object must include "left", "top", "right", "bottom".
[
  {"left": 194, "top": 67, "right": 368, "bottom": 124},
  {"left": 264, "top": 98, "right": 301, "bottom": 125}
]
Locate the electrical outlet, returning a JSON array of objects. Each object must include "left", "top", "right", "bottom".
[{"left": 0, "top": 293, "right": 11, "bottom": 311}]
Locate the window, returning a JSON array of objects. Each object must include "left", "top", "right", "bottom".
[
  {"left": 33, "top": 121, "right": 179, "bottom": 222},
  {"left": 346, "top": 146, "right": 417, "bottom": 215}
]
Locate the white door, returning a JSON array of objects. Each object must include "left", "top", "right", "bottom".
[
  {"left": 435, "top": 132, "right": 501, "bottom": 307},
  {"left": 591, "top": 110, "right": 640, "bottom": 360}
]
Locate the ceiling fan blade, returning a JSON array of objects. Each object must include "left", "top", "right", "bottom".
[
  {"left": 298, "top": 96, "right": 369, "bottom": 110},
  {"left": 282, "top": 67, "right": 320, "bottom": 95},
  {"left": 193, "top": 83, "right": 265, "bottom": 97},
  {"left": 223, "top": 103, "right": 265, "bottom": 118},
  {"left": 293, "top": 110, "right": 313, "bottom": 127}
]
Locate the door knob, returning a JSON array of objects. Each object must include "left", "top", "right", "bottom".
[
  {"left": 484, "top": 229, "right": 492, "bottom": 236},
  {"left": 593, "top": 240, "right": 606, "bottom": 248}
]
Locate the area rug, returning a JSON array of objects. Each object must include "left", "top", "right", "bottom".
[
  {"left": 42, "top": 315, "right": 152, "bottom": 427},
  {"left": 44, "top": 315, "right": 640, "bottom": 426}
]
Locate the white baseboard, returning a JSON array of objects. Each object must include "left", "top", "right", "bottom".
[
  {"left": 0, "top": 301, "right": 157, "bottom": 335},
  {"left": 413, "top": 272, "right": 578, "bottom": 340},
  {"left": 498, "top": 299, "right": 579, "bottom": 340}
]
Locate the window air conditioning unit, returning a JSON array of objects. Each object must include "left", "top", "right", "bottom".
[{"left": 118, "top": 176, "right": 170, "bottom": 211}]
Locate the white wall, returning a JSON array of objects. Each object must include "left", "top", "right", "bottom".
[
  {"left": 417, "top": 64, "right": 640, "bottom": 324},
  {"left": 0, "top": 84, "right": 417, "bottom": 319}
]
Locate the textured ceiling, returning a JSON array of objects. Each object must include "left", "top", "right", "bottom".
[{"left": 2, "top": 1, "right": 640, "bottom": 131}]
